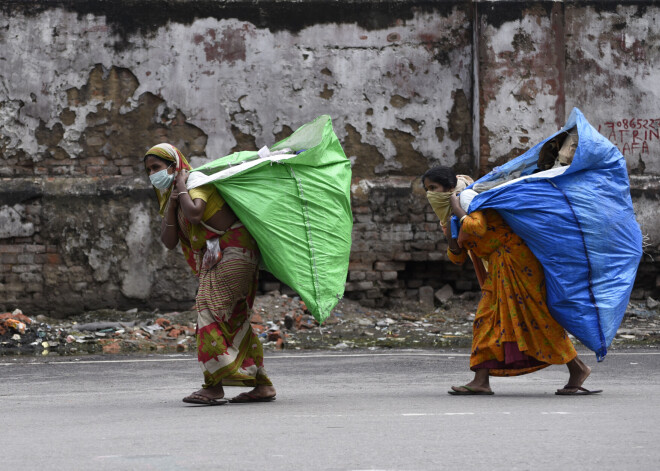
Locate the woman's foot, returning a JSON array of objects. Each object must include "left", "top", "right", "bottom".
[
  {"left": 182, "top": 384, "right": 225, "bottom": 404},
  {"left": 449, "top": 369, "right": 492, "bottom": 395},
  {"left": 230, "top": 384, "right": 277, "bottom": 403},
  {"left": 557, "top": 356, "right": 595, "bottom": 394},
  {"left": 448, "top": 385, "right": 494, "bottom": 395}
]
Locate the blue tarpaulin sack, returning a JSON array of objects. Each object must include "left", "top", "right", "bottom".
[{"left": 463, "top": 108, "right": 643, "bottom": 360}]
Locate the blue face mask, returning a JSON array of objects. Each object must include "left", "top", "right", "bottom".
[{"left": 149, "top": 167, "right": 174, "bottom": 190}]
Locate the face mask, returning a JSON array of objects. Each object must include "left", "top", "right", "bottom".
[
  {"left": 426, "top": 190, "right": 452, "bottom": 226},
  {"left": 149, "top": 167, "right": 174, "bottom": 190}
]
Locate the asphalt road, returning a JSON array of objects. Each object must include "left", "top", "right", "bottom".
[{"left": 1, "top": 348, "right": 659, "bottom": 471}]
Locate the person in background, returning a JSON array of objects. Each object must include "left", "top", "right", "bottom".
[
  {"left": 143, "top": 143, "right": 276, "bottom": 405},
  {"left": 422, "top": 165, "right": 601, "bottom": 396}
]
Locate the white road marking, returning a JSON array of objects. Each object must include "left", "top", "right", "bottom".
[
  {"left": 402, "top": 412, "right": 475, "bottom": 416},
  {"left": 0, "top": 352, "right": 470, "bottom": 366},
  {"left": 0, "top": 350, "right": 658, "bottom": 367},
  {"left": 400, "top": 412, "right": 572, "bottom": 417}
]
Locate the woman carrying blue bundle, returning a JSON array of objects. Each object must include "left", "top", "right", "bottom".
[{"left": 423, "top": 165, "right": 601, "bottom": 396}]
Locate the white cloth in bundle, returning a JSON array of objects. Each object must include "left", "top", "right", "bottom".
[{"left": 459, "top": 189, "right": 478, "bottom": 212}]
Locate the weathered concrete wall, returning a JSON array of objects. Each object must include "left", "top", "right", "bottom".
[
  {"left": 477, "top": 2, "right": 562, "bottom": 170},
  {"left": 1, "top": 1, "right": 658, "bottom": 317},
  {"left": 0, "top": 2, "right": 473, "bottom": 176},
  {"left": 564, "top": 2, "right": 660, "bottom": 272},
  {"left": 565, "top": 3, "right": 660, "bottom": 174},
  {"left": 475, "top": 0, "right": 660, "bottom": 301}
]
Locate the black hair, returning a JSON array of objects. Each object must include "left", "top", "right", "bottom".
[{"left": 421, "top": 166, "right": 457, "bottom": 190}]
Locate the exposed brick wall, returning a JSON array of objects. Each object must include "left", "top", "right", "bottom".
[
  {"left": 0, "top": 175, "right": 657, "bottom": 318},
  {"left": 1, "top": 1, "right": 659, "bottom": 317},
  {"left": 342, "top": 177, "right": 479, "bottom": 307}
]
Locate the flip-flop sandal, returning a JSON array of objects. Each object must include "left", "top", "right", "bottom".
[
  {"left": 555, "top": 386, "right": 603, "bottom": 396},
  {"left": 229, "top": 392, "right": 277, "bottom": 403},
  {"left": 182, "top": 393, "right": 228, "bottom": 406},
  {"left": 448, "top": 385, "right": 494, "bottom": 396}
]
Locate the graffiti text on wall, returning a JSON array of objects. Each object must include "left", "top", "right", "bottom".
[{"left": 598, "top": 119, "right": 660, "bottom": 156}]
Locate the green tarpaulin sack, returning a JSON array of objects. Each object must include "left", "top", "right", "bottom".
[{"left": 186, "top": 115, "right": 352, "bottom": 324}]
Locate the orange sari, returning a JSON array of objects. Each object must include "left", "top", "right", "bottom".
[{"left": 449, "top": 209, "right": 577, "bottom": 376}]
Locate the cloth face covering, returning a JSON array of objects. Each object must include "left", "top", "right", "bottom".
[
  {"left": 144, "top": 143, "right": 192, "bottom": 215},
  {"left": 149, "top": 167, "right": 174, "bottom": 190},
  {"left": 426, "top": 174, "right": 474, "bottom": 226}
]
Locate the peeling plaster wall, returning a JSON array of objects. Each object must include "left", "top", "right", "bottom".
[
  {"left": 0, "top": 1, "right": 658, "bottom": 317},
  {"left": 476, "top": 1, "right": 659, "bottom": 301},
  {"left": 477, "top": 2, "right": 565, "bottom": 170},
  {"left": 0, "top": 5, "right": 473, "bottom": 177},
  {"left": 0, "top": 1, "right": 476, "bottom": 316},
  {"left": 120, "top": 202, "right": 153, "bottom": 300},
  {"left": 478, "top": 2, "right": 660, "bottom": 177},
  {"left": 564, "top": 4, "right": 660, "bottom": 175}
]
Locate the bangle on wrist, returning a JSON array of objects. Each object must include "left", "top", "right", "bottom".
[
  {"left": 178, "top": 191, "right": 188, "bottom": 197},
  {"left": 459, "top": 215, "right": 467, "bottom": 224}
]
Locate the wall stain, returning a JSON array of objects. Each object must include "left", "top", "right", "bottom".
[
  {"left": 65, "top": 65, "right": 207, "bottom": 172},
  {"left": 35, "top": 121, "right": 64, "bottom": 148},
  {"left": 400, "top": 118, "right": 420, "bottom": 134},
  {"left": 3, "top": 1, "right": 464, "bottom": 51},
  {"left": 320, "top": 84, "right": 334, "bottom": 100},
  {"left": 384, "top": 128, "right": 428, "bottom": 176},
  {"left": 435, "top": 126, "right": 445, "bottom": 143},
  {"left": 274, "top": 125, "right": 294, "bottom": 143},
  {"left": 418, "top": 28, "right": 471, "bottom": 65},
  {"left": 631, "top": 154, "right": 646, "bottom": 175},
  {"left": 447, "top": 89, "right": 474, "bottom": 175},
  {"left": 193, "top": 25, "right": 249, "bottom": 64},
  {"left": 482, "top": 2, "right": 553, "bottom": 30},
  {"left": 343, "top": 123, "right": 384, "bottom": 178},
  {"left": 390, "top": 94, "right": 410, "bottom": 109},
  {"left": 59, "top": 108, "right": 76, "bottom": 126},
  {"left": 512, "top": 31, "right": 536, "bottom": 53},
  {"left": 230, "top": 124, "right": 257, "bottom": 153}
]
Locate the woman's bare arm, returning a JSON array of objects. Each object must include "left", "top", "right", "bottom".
[
  {"left": 160, "top": 192, "right": 180, "bottom": 250},
  {"left": 446, "top": 194, "right": 466, "bottom": 254},
  {"left": 174, "top": 170, "right": 207, "bottom": 224}
]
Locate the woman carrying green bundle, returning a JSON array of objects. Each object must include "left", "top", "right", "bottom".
[{"left": 143, "top": 143, "right": 276, "bottom": 405}]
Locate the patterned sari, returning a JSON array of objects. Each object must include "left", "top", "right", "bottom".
[
  {"left": 144, "top": 143, "right": 271, "bottom": 388},
  {"left": 177, "top": 210, "right": 273, "bottom": 388},
  {"left": 449, "top": 209, "right": 577, "bottom": 376}
]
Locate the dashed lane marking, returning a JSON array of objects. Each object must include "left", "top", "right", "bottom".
[{"left": 0, "top": 350, "right": 658, "bottom": 366}]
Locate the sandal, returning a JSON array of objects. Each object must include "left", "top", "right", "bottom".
[
  {"left": 448, "top": 385, "right": 494, "bottom": 396},
  {"left": 555, "top": 386, "right": 603, "bottom": 396},
  {"left": 182, "top": 393, "right": 228, "bottom": 406},
  {"left": 229, "top": 392, "right": 276, "bottom": 403}
]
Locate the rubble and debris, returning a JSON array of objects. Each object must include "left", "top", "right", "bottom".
[
  {"left": 0, "top": 309, "right": 32, "bottom": 336},
  {"left": 0, "top": 294, "right": 658, "bottom": 357},
  {"left": 434, "top": 284, "right": 454, "bottom": 305}
]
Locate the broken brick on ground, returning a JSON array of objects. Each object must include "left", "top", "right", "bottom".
[{"left": 1, "top": 292, "right": 660, "bottom": 357}]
